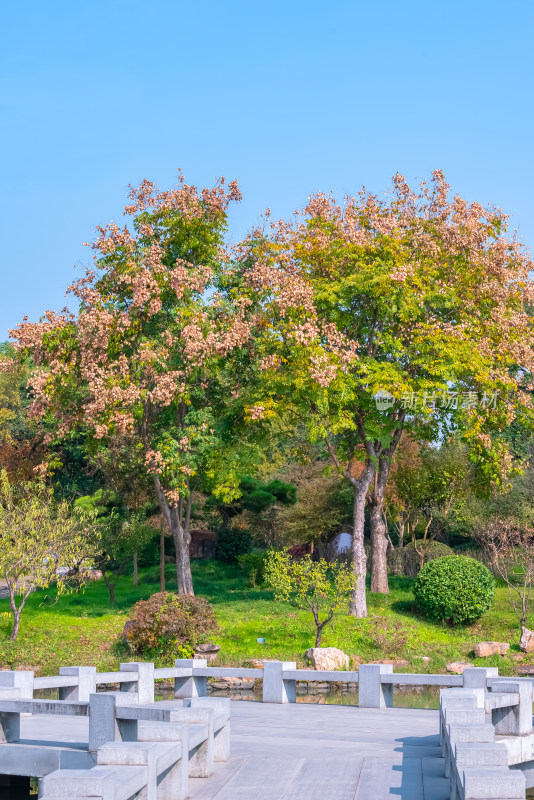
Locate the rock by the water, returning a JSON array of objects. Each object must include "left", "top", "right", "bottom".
[
  {"left": 305, "top": 647, "right": 349, "bottom": 671},
  {"left": 446, "top": 661, "right": 474, "bottom": 674},
  {"left": 520, "top": 626, "right": 534, "bottom": 653},
  {"left": 473, "top": 641, "right": 510, "bottom": 658},
  {"left": 194, "top": 643, "right": 221, "bottom": 663}
]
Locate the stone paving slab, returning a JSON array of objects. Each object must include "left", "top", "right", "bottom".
[
  {"left": 188, "top": 700, "right": 447, "bottom": 800},
  {"left": 19, "top": 699, "right": 447, "bottom": 799}
]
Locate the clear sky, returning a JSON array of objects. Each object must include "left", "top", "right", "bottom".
[{"left": 1, "top": 0, "right": 533, "bottom": 340}]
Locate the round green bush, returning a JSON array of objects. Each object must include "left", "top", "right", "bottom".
[
  {"left": 215, "top": 528, "right": 253, "bottom": 563},
  {"left": 413, "top": 555, "right": 495, "bottom": 626}
]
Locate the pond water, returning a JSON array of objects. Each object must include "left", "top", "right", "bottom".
[
  {"left": 33, "top": 683, "right": 443, "bottom": 709},
  {"left": 155, "top": 684, "right": 442, "bottom": 709}
]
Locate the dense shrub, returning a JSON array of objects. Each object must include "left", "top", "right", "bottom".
[
  {"left": 216, "top": 528, "right": 253, "bottom": 563},
  {"left": 125, "top": 592, "right": 218, "bottom": 659},
  {"left": 237, "top": 551, "right": 269, "bottom": 586},
  {"left": 413, "top": 556, "right": 495, "bottom": 626},
  {"left": 388, "top": 541, "right": 454, "bottom": 577}
]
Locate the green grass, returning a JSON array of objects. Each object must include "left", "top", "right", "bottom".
[{"left": 0, "top": 560, "right": 530, "bottom": 676}]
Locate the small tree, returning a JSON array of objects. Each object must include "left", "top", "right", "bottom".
[
  {"left": 75, "top": 490, "right": 155, "bottom": 606},
  {"left": 477, "top": 521, "right": 534, "bottom": 634},
  {"left": 265, "top": 550, "right": 353, "bottom": 647},
  {"left": 0, "top": 470, "right": 99, "bottom": 639}
]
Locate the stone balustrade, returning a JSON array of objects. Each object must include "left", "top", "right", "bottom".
[
  {"left": 5, "top": 659, "right": 534, "bottom": 798},
  {"left": 440, "top": 674, "right": 534, "bottom": 800}
]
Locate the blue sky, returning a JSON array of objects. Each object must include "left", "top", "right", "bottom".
[{"left": 1, "top": 0, "right": 533, "bottom": 340}]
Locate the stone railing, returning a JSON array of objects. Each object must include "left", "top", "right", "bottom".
[
  {"left": 0, "top": 678, "right": 230, "bottom": 800},
  {"left": 440, "top": 670, "right": 534, "bottom": 800},
  {"left": 6, "top": 659, "right": 534, "bottom": 707}
]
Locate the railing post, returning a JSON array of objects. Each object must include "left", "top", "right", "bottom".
[
  {"left": 0, "top": 670, "right": 34, "bottom": 699},
  {"left": 120, "top": 662, "right": 154, "bottom": 704},
  {"left": 463, "top": 667, "right": 498, "bottom": 691},
  {"left": 174, "top": 658, "right": 207, "bottom": 699},
  {"left": 59, "top": 666, "right": 97, "bottom": 701},
  {"left": 262, "top": 661, "right": 296, "bottom": 703},
  {"left": 358, "top": 664, "right": 393, "bottom": 708},
  {"left": 89, "top": 692, "right": 138, "bottom": 753},
  {"left": 88, "top": 693, "right": 119, "bottom": 752},
  {"left": 490, "top": 679, "right": 533, "bottom": 736}
]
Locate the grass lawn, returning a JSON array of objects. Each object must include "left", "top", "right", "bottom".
[{"left": 0, "top": 560, "right": 530, "bottom": 676}]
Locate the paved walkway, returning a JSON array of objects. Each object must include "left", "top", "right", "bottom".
[
  {"left": 189, "top": 700, "right": 449, "bottom": 800},
  {"left": 19, "top": 699, "right": 449, "bottom": 799}
]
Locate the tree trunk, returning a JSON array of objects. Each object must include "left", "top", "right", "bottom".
[
  {"left": 397, "top": 519, "right": 405, "bottom": 548},
  {"left": 101, "top": 567, "right": 116, "bottom": 606},
  {"left": 153, "top": 475, "right": 194, "bottom": 596},
  {"left": 132, "top": 551, "right": 138, "bottom": 587},
  {"left": 315, "top": 624, "right": 324, "bottom": 648},
  {"left": 160, "top": 521, "right": 166, "bottom": 592},
  {"left": 349, "top": 464, "right": 375, "bottom": 618},
  {"left": 9, "top": 607, "right": 21, "bottom": 641},
  {"left": 170, "top": 502, "right": 194, "bottom": 596},
  {"left": 369, "top": 457, "right": 391, "bottom": 594}
]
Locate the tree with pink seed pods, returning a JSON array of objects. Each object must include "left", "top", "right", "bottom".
[{"left": 11, "top": 172, "right": 256, "bottom": 596}]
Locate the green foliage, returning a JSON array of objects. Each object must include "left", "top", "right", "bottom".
[
  {"left": 207, "top": 475, "right": 296, "bottom": 530},
  {"left": 216, "top": 528, "right": 253, "bottom": 563},
  {"left": 75, "top": 489, "right": 155, "bottom": 604},
  {"left": 124, "top": 591, "right": 218, "bottom": 661},
  {"left": 0, "top": 561, "right": 527, "bottom": 677},
  {"left": 413, "top": 556, "right": 495, "bottom": 626},
  {"left": 276, "top": 463, "right": 352, "bottom": 547},
  {"left": 75, "top": 490, "right": 155, "bottom": 565},
  {"left": 265, "top": 549, "right": 353, "bottom": 646},
  {"left": 388, "top": 541, "right": 454, "bottom": 577},
  {"left": 237, "top": 551, "right": 269, "bottom": 587},
  {"left": 0, "top": 470, "right": 100, "bottom": 639}
]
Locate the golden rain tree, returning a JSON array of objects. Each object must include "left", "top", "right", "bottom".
[
  {"left": 243, "top": 171, "right": 534, "bottom": 616},
  {"left": 12, "top": 173, "right": 257, "bottom": 595}
]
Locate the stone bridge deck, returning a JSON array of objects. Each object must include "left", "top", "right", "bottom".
[
  {"left": 19, "top": 699, "right": 448, "bottom": 799},
  {"left": 187, "top": 700, "right": 448, "bottom": 800}
]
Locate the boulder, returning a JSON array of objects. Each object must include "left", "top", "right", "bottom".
[
  {"left": 474, "top": 641, "right": 510, "bottom": 658},
  {"left": 305, "top": 647, "right": 349, "bottom": 671},
  {"left": 194, "top": 643, "right": 221, "bottom": 663},
  {"left": 369, "top": 658, "right": 409, "bottom": 668},
  {"left": 446, "top": 661, "right": 474, "bottom": 674},
  {"left": 520, "top": 626, "right": 534, "bottom": 653}
]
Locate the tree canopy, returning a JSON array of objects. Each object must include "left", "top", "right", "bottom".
[{"left": 241, "top": 171, "right": 534, "bottom": 614}]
